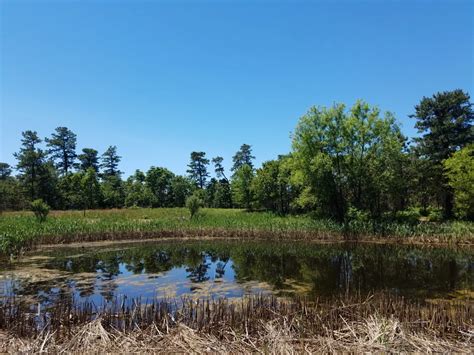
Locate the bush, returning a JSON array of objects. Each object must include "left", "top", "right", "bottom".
[
  {"left": 394, "top": 208, "right": 421, "bottom": 225},
  {"left": 345, "top": 207, "right": 370, "bottom": 232},
  {"left": 31, "top": 199, "right": 50, "bottom": 222},
  {"left": 186, "top": 194, "right": 203, "bottom": 219},
  {"left": 428, "top": 208, "right": 443, "bottom": 222}
]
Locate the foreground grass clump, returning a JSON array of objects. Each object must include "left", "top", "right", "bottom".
[
  {"left": 1, "top": 208, "right": 473, "bottom": 255},
  {"left": 0, "top": 293, "right": 472, "bottom": 352}
]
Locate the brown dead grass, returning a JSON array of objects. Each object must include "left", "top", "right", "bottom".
[{"left": 1, "top": 315, "right": 472, "bottom": 353}]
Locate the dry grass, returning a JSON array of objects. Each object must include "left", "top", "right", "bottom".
[
  {"left": 1, "top": 314, "right": 472, "bottom": 353},
  {"left": 0, "top": 293, "right": 472, "bottom": 353}
]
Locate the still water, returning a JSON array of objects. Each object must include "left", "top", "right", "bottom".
[{"left": 0, "top": 240, "right": 473, "bottom": 305}]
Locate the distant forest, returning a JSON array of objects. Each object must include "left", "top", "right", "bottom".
[{"left": 1, "top": 89, "right": 473, "bottom": 221}]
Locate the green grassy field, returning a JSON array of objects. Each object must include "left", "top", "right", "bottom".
[{"left": 1, "top": 208, "right": 473, "bottom": 255}]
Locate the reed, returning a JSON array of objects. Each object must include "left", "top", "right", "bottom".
[
  {"left": 0, "top": 293, "right": 472, "bottom": 352},
  {"left": 1, "top": 208, "right": 473, "bottom": 255}
]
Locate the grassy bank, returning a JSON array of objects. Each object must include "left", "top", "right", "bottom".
[
  {"left": 1, "top": 293, "right": 472, "bottom": 352},
  {"left": 1, "top": 208, "right": 474, "bottom": 255}
]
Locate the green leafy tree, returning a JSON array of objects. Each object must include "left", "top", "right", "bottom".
[
  {"left": 82, "top": 167, "right": 101, "bottom": 211},
  {"left": 253, "top": 155, "right": 295, "bottom": 214},
  {"left": 101, "top": 175, "right": 125, "bottom": 208},
  {"left": 187, "top": 151, "right": 209, "bottom": 189},
  {"left": 231, "top": 164, "right": 254, "bottom": 210},
  {"left": 170, "top": 175, "right": 195, "bottom": 207},
  {"left": 124, "top": 170, "right": 155, "bottom": 207},
  {"left": 292, "top": 101, "right": 405, "bottom": 221},
  {"left": 101, "top": 145, "right": 122, "bottom": 177},
  {"left": 45, "top": 127, "right": 77, "bottom": 175},
  {"left": 232, "top": 144, "right": 255, "bottom": 172},
  {"left": 0, "top": 167, "right": 27, "bottom": 212},
  {"left": 444, "top": 144, "right": 474, "bottom": 219},
  {"left": 146, "top": 167, "right": 175, "bottom": 207},
  {"left": 213, "top": 179, "right": 233, "bottom": 208},
  {"left": 411, "top": 90, "right": 473, "bottom": 218},
  {"left": 78, "top": 148, "right": 99, "bottom": 172},
  {"left": 57, "top": 172, "right": 84, "bottom": 209}
]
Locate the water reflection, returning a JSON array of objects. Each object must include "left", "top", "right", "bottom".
[{"left": 0, "top": 241, "right": 472, "bottom": 305}]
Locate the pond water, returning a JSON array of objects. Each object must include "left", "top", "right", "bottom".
[{"left": 0, "top": 240, "right": 473, "bottom": 306}]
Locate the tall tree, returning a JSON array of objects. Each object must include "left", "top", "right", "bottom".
[
  {"left": 292, "top": 101, "right": 404, "bottom": 221},
  {"left": 45, "top": 126, "right": 77, "bottom": 175},
  {"left": 124, "top": 170, "right": 155, "bottom": 207},
  {"left": 101, "top": 146, "right": 122, "bottom": 177},
  {"left": 231, "top": 164, "right": 254, "bottom": 210},
  {"left": 187, "top": 151, "right": 209, "bottom": 189},
  {"left": 146, "top": 166, "right": 175, "bottom": 207},
  {"left": 212, "top": 156, "right": 228, "bottom": 181},
  {"left": 14, "top": 131, "right": 47, "bottom": 200},
  {"left": 411, "top": 90, "right": 473, "bottom": 218},
  {"left": 213, "top": 179, "right": 233, "bottom": 208},
  {"left": 170, "top": 175, "right": 195, "bottom": 207},
  {"left": 78, "top": 148, "right": 99, "bottom": 172},
  {"left": 81, "top": 167, "right": 101, "bottom": 212},
  {"left": 232, "top": 144, "right": 255, "bottom": 172},
  {"left": 253, "top": 155, "right": 295, "bottom": 214},
  {"left": 444, "top": 144, "right": 474, "bottom": 220}
]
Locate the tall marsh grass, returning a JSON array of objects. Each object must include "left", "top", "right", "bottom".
[{"left": 1, "top": 208, "right": 473, "bottom": 255}]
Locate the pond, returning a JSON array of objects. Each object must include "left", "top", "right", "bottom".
[{"left": 0, "top": 240, "right": 473, "bottom": 306}]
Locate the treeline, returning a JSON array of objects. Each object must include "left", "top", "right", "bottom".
[{"left": 1, "top": 89, "right": 473, "bottom": 221}]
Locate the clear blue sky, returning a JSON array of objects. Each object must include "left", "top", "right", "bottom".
[{"left": 1, "top": 0, "right": 473, "bottom": 177}]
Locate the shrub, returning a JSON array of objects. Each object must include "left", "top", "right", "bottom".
[
  {"left": 428, "top": 208, "right": 443, "bottom": 222},
  {"left": 394, "top": 208, "right": 421, "bottom": 225},
  {"left": 186, "top": 194, "right": 203, "bottom": 219},
  {"left": 31, "top": 199, "right": 50, "bottom": 222}
]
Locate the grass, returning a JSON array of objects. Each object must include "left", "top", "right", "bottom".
[
  {"left": 0, "top": 292, "right": 472, "bottom": 352},
  {"left": 1, "top": 208, "right": 473, "bottom": 255}
]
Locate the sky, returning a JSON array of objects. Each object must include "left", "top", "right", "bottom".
[{"left": 1, "top": 0, "right": 473, "bottom": 177}]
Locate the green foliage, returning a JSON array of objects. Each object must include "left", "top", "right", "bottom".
[
  {"left": 292, "top": 101, "right": 405, "bottom": 221},
  {"left": 101, "top": 175, "right": 125, "bottom": 208},
  {"left": 232, "top": 144, "right": 255, "bottom": 172},
  {"left": 212, "top": 156, "right": 228, "bottom": 180},
  {"left": 78, "top": 148, "right": 99, "bottom": 173},
  {"left": 231, "top": 164, "right": 254, "bottom": 210},
  {"left": 146, "top": 167, "right": 175, "bottom": 207},
  {"left": 101, "top": 146, "right": 122, "bottom": 177},
  {"left": 45, "top": 126, "right": 77, "bottom": 175},
  {"left": 0, "top": 163, "right": 12, "bottom": 180},
  {"left": 1, "top": 208, "right": 473, "bottom": 256},
  {"left": 186, "top": 194, "right": 203, "bottom": 219},
  {"left": 393, "top": 208, "right": 421, "bottom": 225},
  {"left": 5, "top": 91, "right": 473, "bottom": 228},
  {"left": 213, "top": 179, "right": 233, "bottom": 208},
  {"left": 411, "top": 89, "right": 473, "bottom": 218},
  {"left": 428, "top": 208, "right": 444, "bottom": 222},
  {"left": 170, "top": 175, "right": 195, "bottom": 207},
  {"left": 31, "top": 199, "right": 50, "bottom": 222},
  {"left": 187, "top": 152, "right": 210, "bottom": 189},
  {"left": 14, "top": 130, "right": 48, "bottom": 200},
  {"left": 444, "top": 144, "right": 474, "bottom": 219},
  {"left": 82, "top": 168, "right": 101, "bottom": 210},
  {"left": 253, "top": 155, "right": 295, "bottom": 214},
  {"left": 124, "top": 170, "right": 156, "bottom": 208}
]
